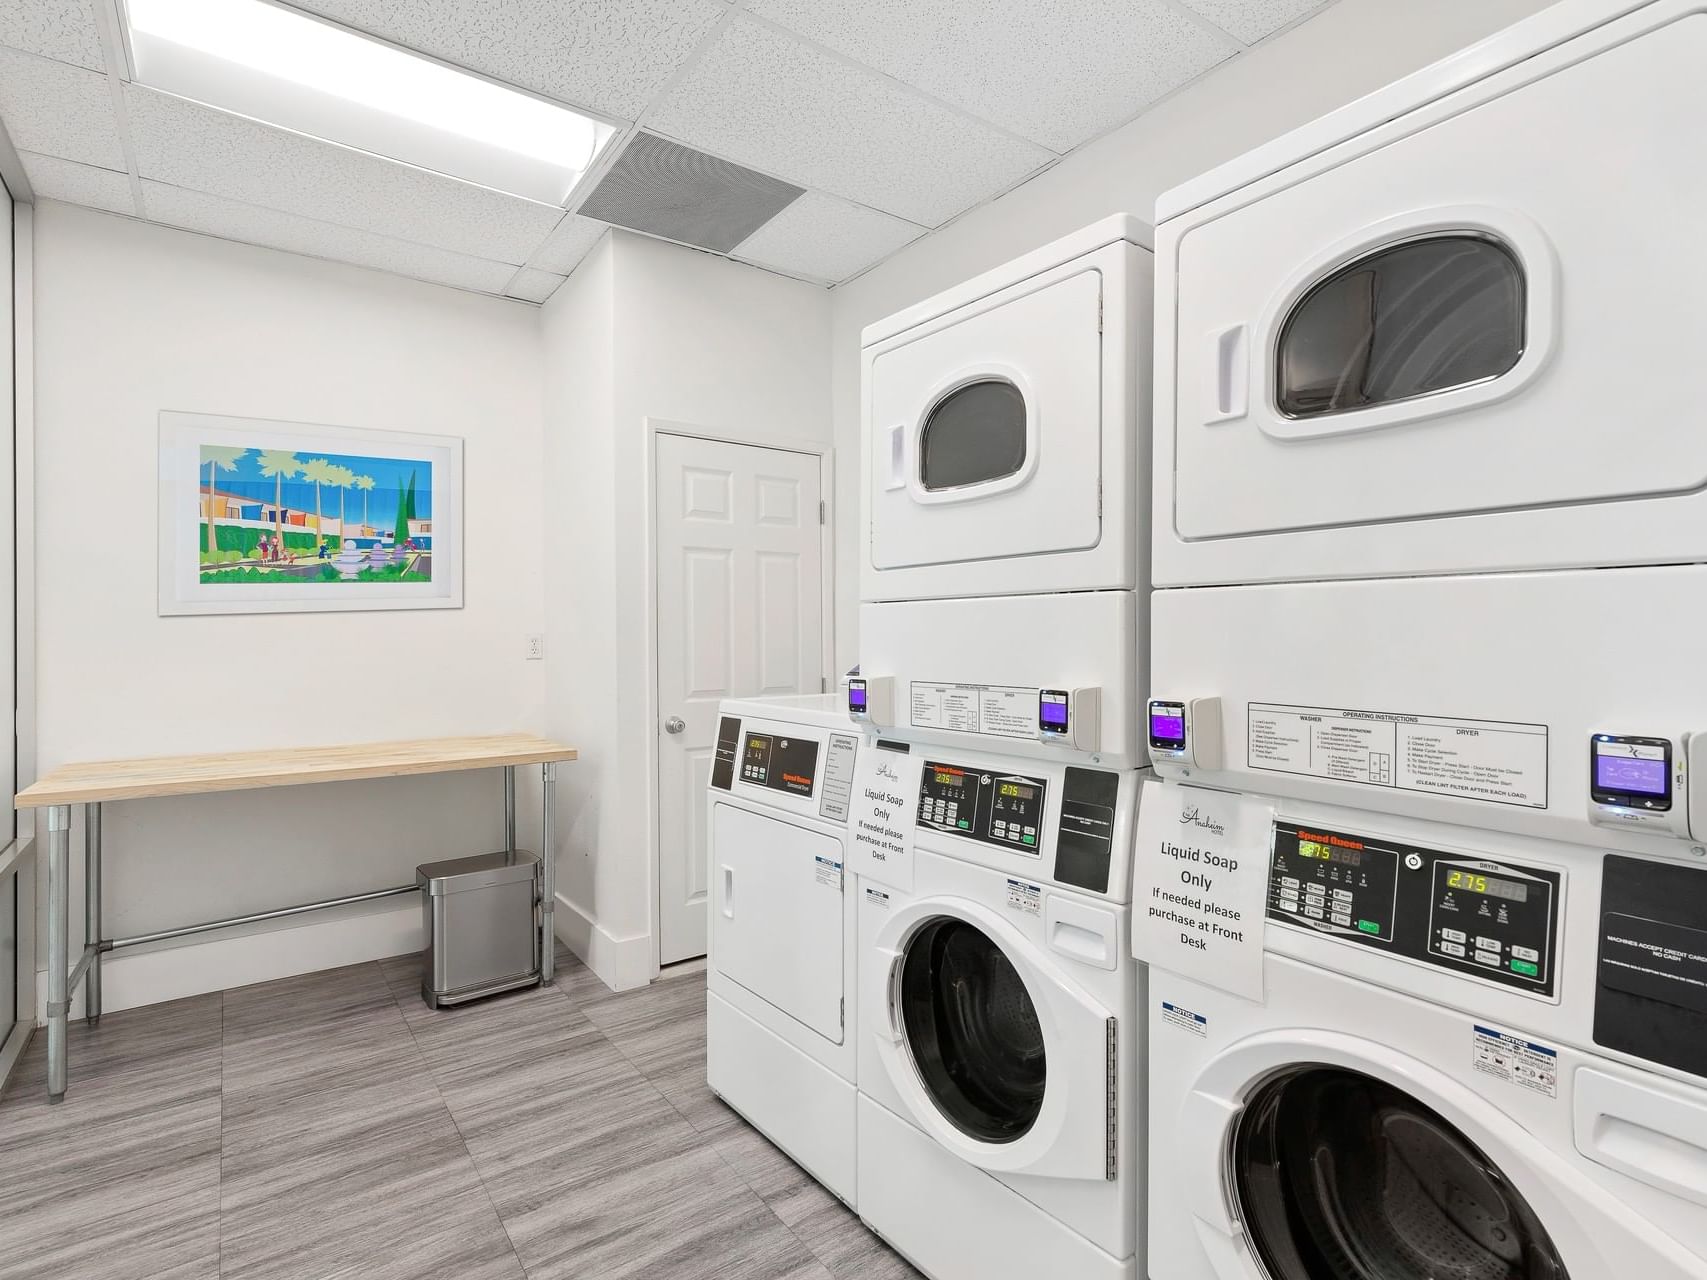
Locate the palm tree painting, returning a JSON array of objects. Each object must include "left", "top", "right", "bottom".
[
  {"left": 256, "top": 450, "right": 300, "bottom": 559},
  {"left": 200, "top": 446, "right": 248, "bottom": 554},
  {"left": 354, "top": 474, "right": 374, "bottom": 531}
]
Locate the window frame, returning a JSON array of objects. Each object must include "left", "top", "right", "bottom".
[{"left": 904, "top": 363, "right": 1040, "bottom": 506}]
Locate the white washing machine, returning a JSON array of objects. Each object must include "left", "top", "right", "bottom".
[
  {"left": 857, "top": 215, "right": 1153, "bottom": 768},
  {"left": 855, "top": 741, "right": 1142, "bottom": 1280},
  {"left": 706, "top": 695, "right": 864, "bottom": 1204},
  {"left": 1143, "top": 787, "right": 1707, "bottom": 1280},
  {"left": 1147, "top": 0, "right": 1707, "bottom": 853}
]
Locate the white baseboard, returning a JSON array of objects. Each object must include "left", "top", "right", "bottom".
[
  {"left": 554, "top": 891, "right": 652, "bottom": 992},
  {"left": 35, "top": 898, "right": 423, "bottom": 1020}
]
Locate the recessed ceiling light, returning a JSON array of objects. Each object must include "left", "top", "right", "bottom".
[{"left": 125, "top": 0, "right": 616, "bottom": 206}]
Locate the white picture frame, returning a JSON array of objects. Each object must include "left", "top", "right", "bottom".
[{"left": 158, "top": 410, "right": 464, "bottom": 616}]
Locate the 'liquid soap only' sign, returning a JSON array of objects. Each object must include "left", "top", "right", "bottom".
[
  {"left": 848, "top": 745, "right": 924, "bottom": 893},
  {"left": 1132, "top": 779, "right": 1274, "bottom": 1002}
]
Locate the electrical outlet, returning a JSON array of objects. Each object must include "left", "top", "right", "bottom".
[{"left": 526, "top": 634, "right": 545, "bottom": 661}]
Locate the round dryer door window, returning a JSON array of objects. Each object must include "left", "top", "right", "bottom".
[
  {"left": 897, "top": 917, "right": 1045, "bottom": 1144},
  {"left": 1231, "top": 1067, "right": 1568, "bottom": 1280}
]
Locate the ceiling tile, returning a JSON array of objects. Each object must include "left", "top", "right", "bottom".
[
  {"left": 647, "top": 16, "right": 1054, "bottom": 227},
  {"left": 125, "top": 86, "right": 563, "bottom": 263},
  {"left": 139, "top": 180, "right": 519, "bottom": 295},
  {"left": 1178, "top": 0, "right": 1330, "bottom": 44},
  {"left": 746, "top": 0, "right": 1237, "bottom": 153},
  {"left": 504, "top": 268, "right": 567, "bottom": 304},
  {"left": 0, "top": 47, "right": 124, "bottom": 170},
  {"left": 0, "top": 0, "right": 105, "bottom": 71},
  {"left": 531, "top": 214, "right": 607, "bottom": 275},
  {"left": 20, "top": 151, "right": 134, "bottom": 214},
  {"left": 733, "top": 191, "right": 924, "bottom": 285},
  {"left": 286, "top": 0, "right": 725, "bottom": 120}
]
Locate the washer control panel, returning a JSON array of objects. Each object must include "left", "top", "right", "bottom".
[
  {"left": 1268, "top": 822, "right": 1561, "bottom": 996},
  {"left": 918, "top": 761, "right": 1047, "bottom": 854},
  {"left": 739, "top": 731, "right": 819, "bottom": 798}
]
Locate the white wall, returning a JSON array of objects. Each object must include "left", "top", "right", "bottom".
[
  {"left": 829, "top": 0, "right": 1558, "bottom": 668},
  {"left": 541, "top": 230, "right": 832, "bottom": 988},
  {"left": 30, "top": 203, "right": 548, "bottom": 1011}
]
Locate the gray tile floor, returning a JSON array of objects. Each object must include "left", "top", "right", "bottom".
[{"left": 0, "top": 946, "right": 920, "bottom": 1280}]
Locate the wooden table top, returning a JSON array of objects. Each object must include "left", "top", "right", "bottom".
[{"left": 15, "top": 733, "right": 577, "bottom": 807}]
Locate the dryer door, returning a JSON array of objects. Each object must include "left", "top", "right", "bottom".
[
  {"left": 1169, "top": 11, "right": 1707, "bottom": 562},
  {"left": 869, "top": 898, "right": 1114, "bottom": 1180},
  {"left": 711, "top": 803, "right": 845, "bottom": 1044},
  {"left": 867, "top": 269, "right": 1103, "bottom": 578}
]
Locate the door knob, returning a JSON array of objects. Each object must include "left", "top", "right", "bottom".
[{"left": 665, "top": 716, "right": 686, "bottom": 735}]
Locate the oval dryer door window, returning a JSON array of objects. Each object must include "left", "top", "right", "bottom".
[
  {"left": 918, "top": 379, "right": 1027, "bottom": 491},
  {"left": 1276, "top": 235, "right": 1525, "bottom": 420},
  {"left": 898, "top": 916, "right": 1046, "bottom": 1143},
  {"left": 1232, "top": 1066, "right": 1568, "bottom": 1279}
]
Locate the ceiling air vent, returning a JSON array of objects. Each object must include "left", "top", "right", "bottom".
[{"left": 578, "top": 133, "right": 803, "bottom": 253}]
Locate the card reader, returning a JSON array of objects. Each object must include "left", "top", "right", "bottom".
[{"left": 1148, "top": 697, "right": 1222, "bottom": 776}]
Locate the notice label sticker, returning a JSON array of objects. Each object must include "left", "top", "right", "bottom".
[
  {"left": 1248, "top": 703, "right": 1548, "bottom": 809},
  {"left": 818, "top": 733, "right": 860, "bottom": 822},
  {"left": 865, "top": 886, "right": 890, "bottom": 910},
  {"left": 814, "top": 856, "right": 843, "bottom": 891},
  {"left": 1160, "top": 1000, "right": 1208, "bottom": 1038},
  {"left": 1006, "top": 879, "right": 1042, "bottom": 917},
  {"left": 848, "top": 747, "right": 924, "bottom": 892},
  {"left": 911, "top": 682, "right": 1036, "bottom": 741},
  {"left": 1473, "top": 1024, "right": 1558, "bottom": 1097},
  {"left": 1133, "top": 780, "right": 1275, "bottom": 1002}
]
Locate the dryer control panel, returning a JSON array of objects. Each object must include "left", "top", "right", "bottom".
[
  {"left": 739, "top": 731, "right": 820, "bottom": 798},
  {"left": 917, "top": 761, "right": 1047, "bottom": 854},
  {"left": 1268, "top": 822, "right": 1562, "bottom": 997}
]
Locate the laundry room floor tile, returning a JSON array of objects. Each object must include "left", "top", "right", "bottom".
[{"left": 0, "top": 951, "right": 918, "bottom": 1279}]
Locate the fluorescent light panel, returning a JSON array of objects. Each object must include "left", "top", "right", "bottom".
[{"left": 126, "top": 0, "right": 616, "bottom": 205}]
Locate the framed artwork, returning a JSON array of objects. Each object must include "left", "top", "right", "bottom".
[{"left": 158, "top": 410, "right": 464, "bottom": 615}]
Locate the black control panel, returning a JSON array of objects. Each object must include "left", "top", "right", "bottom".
[
  {"left": 1268, "top": 822, "right": 1560, "bottom": 996},
  {"left": 711, "top": 716, "right": 741, "bottom": 791},
  {"left": 740, "top": 732, "right": 819, "bottom": 798},
  {"left": 918, "top": 761, "right": 1047, "bottom": 854},
  {"left": 1597, "top": 855, "right": 1707, "bottom": 1077},
  {"left": 1056, "top": 767, "right": 1118, "bottom": 893}
]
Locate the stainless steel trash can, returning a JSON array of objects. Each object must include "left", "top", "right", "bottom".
[{"left": 417, "top": 850, "right": 540, "bottom": 1009}]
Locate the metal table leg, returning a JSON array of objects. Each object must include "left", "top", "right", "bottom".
[
  {"left": 85, "top": 802, "right": 102, "bottom": 1026},
  {"left": 503, "top": 765, "right": 516, "bottom": 855},
  {"left": 46, "top": 804, "right": 71, "bottom": 1102},
  {"left": 541, "top": 761, "right": 556, "bottom": 985}
]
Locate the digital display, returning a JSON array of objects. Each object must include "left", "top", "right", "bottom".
[
  {"left": 1149, "top": 701, "right": 1187, "bottom": 751},
  {"left": 1594, "top": 740, "right": 1668, "bottom": 797},
  {"left": 935, "top": 769, "right": 965, "bottom": 786},
  {"left": 1445, "top": 869, "right": 1529, "bottom": 902},
  {"left": 1297, "top": 838, "right": 1361, "bottom": 867},
  {"left": 848, "top": 680, "right": 868, "bottom": 713},
  {"left": 998, "top": 782, "right": 1035, "bottom": 800},
  {"left": 1039, "top": 691, "right": 1070, "bottom": 733}
]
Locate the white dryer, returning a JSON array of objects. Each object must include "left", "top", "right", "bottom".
[
  {"left": 706, "top": 695, "right": 863, "bottom": 1203},
  {"left": 1145, "top": 785, "right": 1707, "bottom": 1280},
  {"left": 855, "top": 741, "right": 1142, "bottom": 1280},
  {"left": 1148, "top": 0, "right": 1707, "bottom": 852},
  {"left": 858, "top": 216, "right": 1153, "bottom": 767}
]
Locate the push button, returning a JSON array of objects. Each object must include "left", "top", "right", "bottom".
[
  {"left": 1475, "top": 949, "right": 1501, "bottom": 967},
  {"left": 1511, "top": 945, "right": 1539, "bottom": 962},
  {"left": 1510, "top": 958, "right": 1540, "bottom": 977},
  {"left": 1440, "top": 940, "right": 1465, "bottom": 957},
  {"left": 1441, "top": 928, "right": 1466, "bottom": 944}
]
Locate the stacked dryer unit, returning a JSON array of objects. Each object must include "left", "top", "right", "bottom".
[
  {"left": 852, "top": 215, "right": 1153, "bottom": 1280},
  {"left": 1143, "top": 2, "right": 1707, "bottom": 1277}
]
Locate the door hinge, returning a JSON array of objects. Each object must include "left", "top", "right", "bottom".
[
  {"left": 1097, "top": 297, "right": 1103, "bottom": 334},
  {"left": 1097, "top": 480, "right": 1103, "bottom": 519},
  {"left": 1105, "top": 1016, "right": 1119, "bottom": 1181},
  {"left": 820, "top": 676, "right": 828, "bottom": 693},
  {"left": 819, "top": 500, "right": 826, "bottom": 525},
  {"left": 840, "top": 997, "right": 846, "bottom": 1030}
]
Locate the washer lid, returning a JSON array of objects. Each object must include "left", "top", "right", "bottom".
[{"left": 1231, "top": 1066, "right": 1568, "bottom": 1280}]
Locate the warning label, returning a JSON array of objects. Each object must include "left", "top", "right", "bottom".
[
  {"left": 1472, "top": 1024, "right": 1558, "bottom": 1097},
  {"left": 1160, "top": 1001, "right": 1208, "bottom": 1037},
  {"left": 864, "top": 886, "right": 890, "bottom": 910},
  {"left": 1248, "top": 702, "right": 1547, "bottom": 809},
  {"left": 1005, "top": 879, "right": 1042, "bottom": 917},
  {"left": 814, "top": 856, "right": 843, "bottom": 891},
  {"left": 911, "top": 681, "right": 1035, "bottom": 740}
]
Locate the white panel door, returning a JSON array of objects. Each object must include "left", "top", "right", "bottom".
[{"left": 656, "top": 434, "right": 825, "bottom": 965}]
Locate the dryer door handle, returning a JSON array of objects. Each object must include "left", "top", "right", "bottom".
[
  {"left": 1205, "top": 323, "right": 1248, "bottom": 424},
  {"left": 721, "top": 865, "right": 735, "bottom": 918},
  {"left": 884, "top": 423, "right": 908, "bottom": 491}
]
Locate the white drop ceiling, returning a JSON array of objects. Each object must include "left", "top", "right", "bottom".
[{"left": 0, "top": 0, "right": 1332, "bottom": 301}]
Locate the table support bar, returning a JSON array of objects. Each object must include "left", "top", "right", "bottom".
[
  {"left": 541, "top": 760, "right": 556, "bottom": 985},
  {"left": 46, "top": 804, "right": 71, "bottom": 1102},
  {"left": 108, "top": 882, "right": 419, "bottom": 951},
  {"left": 85, "top": 802, "right": 102, "bottom": 1026}
]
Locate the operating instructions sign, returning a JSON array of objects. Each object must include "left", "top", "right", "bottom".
[
  {"left": 1247, "top": 702, "right": 1548, "bottom": 809},
  {"left": 1133, "top": 780, "right": 1274, "bottom": 1002}
]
